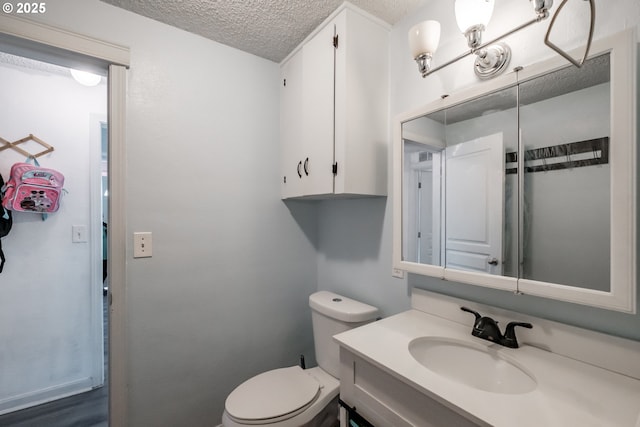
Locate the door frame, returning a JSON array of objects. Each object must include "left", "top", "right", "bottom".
[
  {"left": 90, "top": 113, "right": 108, "bottom": 389},
  {"left": 0, "top": 14, "right": 130, "bottom": 425}
]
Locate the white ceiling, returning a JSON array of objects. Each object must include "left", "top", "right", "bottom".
[{"left": 99, "top": 0, "right": 426, "bottom": 63}]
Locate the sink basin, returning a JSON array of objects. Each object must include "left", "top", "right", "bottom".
[{"left": 409, "top": 337, "right": 537, "bottom": 394}]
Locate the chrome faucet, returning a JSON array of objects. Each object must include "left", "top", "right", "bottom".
[{"left": 460, "top": 306, "right": 532, "bottom": 348}]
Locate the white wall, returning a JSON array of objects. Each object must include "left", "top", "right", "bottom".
[
  {"left": 18, "top": 1, "right": 319, "bottom": 425},
  {"left": 0, "top": 62, "right": 106, "bottom": 412},
  {"left": 318, "top": 0, "right": 640, "bottom": 341}
]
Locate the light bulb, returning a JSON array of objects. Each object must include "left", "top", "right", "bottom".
[
  {"left": 70, "top": 69, "right": 101, "bottom": 87},
  {"left": 455, "top": 0, "right": 495, "bottom": 34}
]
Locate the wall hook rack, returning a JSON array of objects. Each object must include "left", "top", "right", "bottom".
[
  {"left": 505, "top": 137, "right": 609, "bottom": 175},
  {"left": 0, "top": 134, "right": 55, "bottom": 159}
]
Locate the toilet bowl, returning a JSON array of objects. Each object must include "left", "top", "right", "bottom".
[
  {"left": 221, "top": 291, "right": 378, "bottom": 427},
  {"left": 222, "top": 366, "right": 338, "bottom": 427}
]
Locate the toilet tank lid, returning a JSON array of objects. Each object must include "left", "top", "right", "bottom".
[{"left": 309, "top": 291, "right": 378, "bottom": 323}]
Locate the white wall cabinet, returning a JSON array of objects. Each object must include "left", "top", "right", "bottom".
[{"left": 280, "top": 4, "right": 389, "bottom": 199}]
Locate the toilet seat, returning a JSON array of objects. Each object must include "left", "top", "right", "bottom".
[{"left": 225, "top": 366, "right": 321, "bottom": 424}]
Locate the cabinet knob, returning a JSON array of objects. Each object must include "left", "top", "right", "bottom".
[
  {"left": 303, "top": 157, "right": 309, "bottom": 176},
  {"left": 297, "top": 161, "right": 302, "bottom": 178},
  {"left": 488, "top": 258, "right": 499, "bottom": 266}
]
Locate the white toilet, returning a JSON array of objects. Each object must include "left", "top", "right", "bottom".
[{"left": 221, "top": 291, "right": 378, "bottom": 427}]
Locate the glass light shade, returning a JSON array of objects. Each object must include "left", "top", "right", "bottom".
[
  {"left": 454, "top": 0, "right": 495, "bottom": 33},
  {"left": 408, "top": 20, "right": 441, "bottom": 59},
  {"left": 70, "top": 69, "right": 101, "bottom": 87}
]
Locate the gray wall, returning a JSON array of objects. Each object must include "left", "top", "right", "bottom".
[
  {"left": 519, "top": 84, "right": 610, "bottom": 289},
  {"left": 318, "top": 0, "right": 640, "bottom": 342},
  {"left": 317, "top": 198, "right": 411, "bottom": 317},
  {"left": 23, "top": 1, "right": 318, "bottom": 425}
]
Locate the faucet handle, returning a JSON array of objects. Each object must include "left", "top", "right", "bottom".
[
  {"left": 460, "top": 306, "right": 481, "bottom": 324},
  {"left": 502, "top": 322, "right": 533, "bottom": 348}
]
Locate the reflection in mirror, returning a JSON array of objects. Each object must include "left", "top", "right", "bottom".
[
  {"left": 443, "top": 87, "right": 518, "bottom": 277},
  {"left": 402, "top": 113, "right": 444, "bottom": 266},
  {"left": 519, "top": 53, "right": 611, "bottom": 291},
  {"left": 402, "top": 86, "right": 518, "bottom": 277}
]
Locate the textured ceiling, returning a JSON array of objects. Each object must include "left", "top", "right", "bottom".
[
  {"left": 99, "top": 0, "right": 425, "bottom": 62},
  {"left": 0, "top": 51, "right": 71, "bottom": 76}
]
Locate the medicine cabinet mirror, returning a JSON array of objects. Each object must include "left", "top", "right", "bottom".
[{"left": 393, "top": 30, "right": 637, "bottom": 312}]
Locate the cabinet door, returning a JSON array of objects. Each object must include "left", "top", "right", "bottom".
[
  {"left": 340, "top": 349, "right": 483, "bottom": 427},
  {"left": 302, "top": 19, "right": 336, "bottom": 196},
  {"left": 280, "top": 49, "right": 304, "bottom": 198},
  {"left": 335, "top": 9, "right": 388, "bottom": 196}
]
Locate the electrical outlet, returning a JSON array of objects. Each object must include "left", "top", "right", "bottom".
[
  {"left": 392, "top": 268, "right": 405, "bottom": 279},
  {"left": 133, "top": 232, "right": 152, "bottom": 258}
]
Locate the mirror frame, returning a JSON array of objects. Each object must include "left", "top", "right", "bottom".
[{"left": 393, "top": 29, "right": 637, "bottom": 313}]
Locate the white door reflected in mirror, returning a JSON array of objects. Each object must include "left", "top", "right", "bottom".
[{"left": 445, "top": 133, "right": 504, "bottom": 274}]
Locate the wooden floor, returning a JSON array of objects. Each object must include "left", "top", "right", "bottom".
[
  {"left": 0, "top": 297, "right": 109, "bottom": 427},
  {"left": 0, "top": 387, "right": 108, "bottom": 427}
]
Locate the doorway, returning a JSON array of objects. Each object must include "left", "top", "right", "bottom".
[
  {"left": 0, "top": 15, "right": 130, "bottom": 425},
  {"left": 0, "top": 52, "right": 108, "bottom": 425}
]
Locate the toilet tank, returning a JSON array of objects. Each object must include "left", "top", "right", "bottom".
[{"left": 309, "top": 291, "right": 378, "bottom": 379}]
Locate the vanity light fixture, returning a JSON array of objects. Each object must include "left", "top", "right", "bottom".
[
  {"left": 408, "top": 20, "right": 441, "bottom": 78},
  {"left": 409, "top": 0, "right": 595, "bottom": 80}
]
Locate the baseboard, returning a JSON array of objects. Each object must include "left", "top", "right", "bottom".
[{"left": 0, "top": 376, "right": 96, "bottom": 415}]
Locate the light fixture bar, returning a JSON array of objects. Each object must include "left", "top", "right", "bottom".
[{"left": 422, "top": 12, "right": 548, "bottom": 78}]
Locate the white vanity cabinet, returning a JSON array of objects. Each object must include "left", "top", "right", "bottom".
[
  {"left": 339, "top": 349, "right": 483, "bottom": 427},
  {"left": 280, "top": 3, "right": 389, "bottom": 199},
  {"left": 335, "top": 289, "right": 640, "bottom": 427}
]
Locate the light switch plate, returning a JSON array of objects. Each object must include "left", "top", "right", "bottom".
[
  {"left": 392, "top": 268, "right": 405, "bottom": 279},
  {"left": 72, "top": 225, "right": 88, "bottom": 243},
  {"left": 133, "top": 232, "right": 152, "bottom": 258}
]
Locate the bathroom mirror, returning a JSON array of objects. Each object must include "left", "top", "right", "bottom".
[
  {"left": 400, "top": 85, "right": 519, "bottom": 280},
  {"left": 518, "top": 54, "right": 611, "bottom": 292},
  {"left": 393, "top": 29, "right": 637, "bottom": 312}
]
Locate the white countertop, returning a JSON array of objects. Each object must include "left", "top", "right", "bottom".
[{"left": 334, "top": 309, "right": 640, "bottom": 427}]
